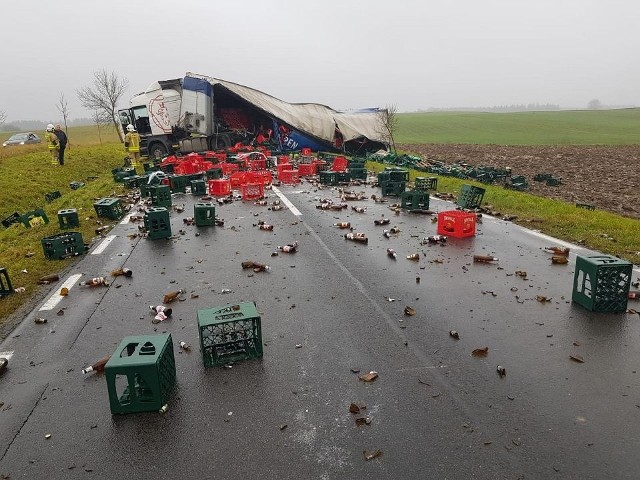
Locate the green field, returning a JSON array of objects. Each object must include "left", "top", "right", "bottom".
[
  {"left": 0, "top": 111, "right": 638, "bottom": 332},
  {"left": 395, "top": 108, "right": 640, "bottom": 145}
]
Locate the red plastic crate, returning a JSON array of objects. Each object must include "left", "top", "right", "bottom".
[
  {"left": 208, "top": 179, "right": 231, "bottom": 196},
  {"left": 246, "top": 170, "right": 272, "bottom": 185},
  {"left": 301, "top": 147, "right": 312, "bottom": 156},
  {"left": 206, "top": 152, "right": 227, "bottom": 162},
  {"left": 277, "top": 156, "right": 290, "bottom": 165},
  {"left": 298, "top": 163, "right": 317, "bottom": 176},
  {"left": 437, "top": 210, "right": 476, "bottom": 238},
  {"left": 241, "top": 183, "right": 265, "bottom": 200},
  {"left": 332, "top": 156, "right": 348, "bottom": 172},
  {"left": 277, "top": 163, "right": 291, "bottom": 178},
  {"left": 313, "top": 160, "right": 328, "bottom": 172},
  {"left": 229, "top": 171, "right": 247, "bottom": 188},
  {"left": 249, "top": 159, "right": 267, "bottom": 171},
  {"left": 280, "top": 169, "right": 300, "bottom": 185},
  {"left": 220, "top": 163, "right": 239, "bottom": 175}
]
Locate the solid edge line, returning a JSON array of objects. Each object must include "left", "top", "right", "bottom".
[
  {"left": 91, "top": 235, "right": 116, "bottom": 255},
  {"left": 271, "top": 186, "right": 302, "bottom": 216}
]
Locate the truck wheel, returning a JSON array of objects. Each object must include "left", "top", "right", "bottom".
[
  {"left": 212, "top": 135, "right": 231, "bottom": 150},
  {"left": 149, "top": 142, "right": 168, "bottom": 160}
]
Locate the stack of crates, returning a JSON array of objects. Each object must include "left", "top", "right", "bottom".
[
  {"left": 112, "top": 167, "right": 136, "bottom": 183},
  {"left": 378, "top": 168, "right": 407, "bottom": 197},
  {"left": 144, "top": 207, "right": 171, "bottom": 240},
  {"left": 572, "top": 255, "right": 632, "bottom": 313},
  {"left": 41, "top": 232, "right": 85, "bottom": 259},
  {"left": 168, "top": 175, "right": 190, "bottom": 193},
  {"left": 319, "top": 171, "right": 338, "bottom": 186},
  {"left": 457, "top": 184, "right": 485, "bottom": 209},
  {"left": 198, "top": 302, "right": 263, "bottom": 367},
  {"left": 349, "top": 159, "right": 367, "bottom": 180},
  {"left": 94, "top": 198, "right": 124, "bottom": 220},
  {"left": 105, "top": 334, "right": 176, "bottom": 415}
]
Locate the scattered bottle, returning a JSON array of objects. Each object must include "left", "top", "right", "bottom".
[
  {"left": 416, "top": 276, "right": 421, "bottom": 284},
  {"left": 270, "top": 205, "right": 283, "bottom": 211},
  {"left": 179, "top": 341, "right": 191, "bottom": 351},
  {"left": 473, "top": 255, "right": 498, "bottom": 263},
  {"left": 214, "top": 218, "right": 225, "bottom": 227},
  {"left": 278, "top": 242, "right": 299, "bottom": 253},
  {"left": 344, "top": 232, "right": 368, "bottom": 244},
  {"left": 272, "top": 200, "right": 281, "bottom": 206},
  {"left": 150, "top": 305, "right": 173, "bottom": 317},
  {"left": 551, "top": 256, "right": 568, "bottom": 264},
  {"left": 406, "top": 253, "right": 420, "bottom": 261},
  {"left": 334, "top": 222, "right": 351, "bottom": 229},
  {"left": 0, "top": 357, "right": 8, "bottom": 375},
  {"left": 159, "top": 404, "right": 169, "bottom": 414},
  {"left": 80, "top": 277, "right": 109, "bottom": 287},
  {"left": 111, "top": 268, "right": 133, "bottom": 277},
  {"left": 82, "top": 355, "right": 110, "bottom": 375},
  {"left": 34, "top": 317, "right": 48, "bottom": 324},
  {"left": 252, "top": 262, "right": 271, "bottom": 273},
  {"left": 316, "top": 203, "right": 331, "bottom": 210},
  {"left": 449, "top": 330, "right": 460, "bottom": 339},
  {"left": 422, "top": 235, "right": 447, "bottom": 245},
  {"left": 389, "top": 227, "right": 400, "bottom": 234},
  {"left": 258, "top": 223, "right": 274, "bottom": 231},
  {"left": 382, "top": 229, "right": 391, "bottom": 239},
  {"left": 183, "top": 217, "right": 195, "bottom": 225},
  {"left": 351, "top": 206, "right": 366, "bottom": 213},
  {"left": 37, "top": 273, "right": 60, "bottom": 285},
  {"left": 387, "top": 248, "right": 397, "bottom": 259},
  {"left": 13, "top": 287, "right": 26, "bottom": 293},
  {"left": 374, "top": 218, "right": 390, "bottom": 226},
  {"left": 496, "top": 365, "right": 507, "bottom": 377},
  {"left": 254, "top": 200, "right": 267, "bottom": 206},
  {"left": 545, "top": 246, "right": 570, "bottom": 256},
  {"left": 330, "top": 203, "right": 348, "bottom": 211},
  {"left": 162, "top": 289, "right": 184, "bottom": 304},
  {"left": 95, "top": 225, "right": 109, "bottom": 235},
  {"left": 629, "top": 290, "right": 639, "bottom": 300}
]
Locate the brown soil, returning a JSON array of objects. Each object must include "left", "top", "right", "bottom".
[{"left": 399, "top": 144, "right": 640, "bottom": 220}]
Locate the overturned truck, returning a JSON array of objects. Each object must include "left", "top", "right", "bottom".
[{"left": 118, "top": 72, "right": 389, "bottom": 159}]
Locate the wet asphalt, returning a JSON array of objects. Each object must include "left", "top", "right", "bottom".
[{"left": 0, "top": 178, "right": 639, "bottom": 480}]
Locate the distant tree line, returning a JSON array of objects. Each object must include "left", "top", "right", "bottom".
[
  {"left": 421, "top": 103, "right": 561, "bottom": 113},
  {"left": 0, "top": 117, "right": 95, "bottom": 132}
]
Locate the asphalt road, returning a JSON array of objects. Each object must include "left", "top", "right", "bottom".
[{"left": 0, "top": 179, "right": 639, "bottom": 480}]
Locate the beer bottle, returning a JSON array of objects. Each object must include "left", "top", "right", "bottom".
[
  {"left": 406, "top": 253, "right": 420, "bottom": 261},
  {"left": 374, "top": 218, "right": 390, "bottom": 226},
  {"left": 34, "top": 317, "right": 48, "bottom": 324},
  {"left": 473, "top": 255, "right": 498, "bottom": 263},
  {"left": 259, "top": 224, "right": 274, "bottom": 231},
  {"left": 241, "top": 261, "right": 255, "bottom": 270},
  {"left": 111, "top": 268, "right": 133, "bottom": 277},
  {"left": 255, "top": 200, "right": 267, "bottom": 206},
  {"left": 352, "top": 206, "right": 366, "bottom": 213},
  {"left": 0, "top": 357, "right": 8, "bottom": 375},
  {"left": 387, "top": 248, "right": 397, "bottom": 259},
  {"left": 551, "top": 256, "right": 568, "bottom": 264},
  {"left": 270, "top": 205, "right": 283, "bottom": 211},
  {"left": 215, "top": 218, "right": 225, "bottom": 227},
  {"left": 545, "top": 246, "right": 570, "bottom": 256},
  {"left": 162, "top": 289, "right": 184, "bottom": 304},
  {"left": 80, "top": 277, "right": 109, "bottom": 287},
  {"left": 422, "top": 235, "right": 447, "bottom": 244},
  {"left": 81, "top": 355, "right": 110, "bottom": 375},
  {"left": 344, "top": 232, "right": 368, "bottom": 244},
  {"left": 333, "top": 222, "right": 351, "bottom": 229},
  {"left": 252, "top": 262, "right": 271, "bottom": 272},
  {"left": 37, "top": 273, "right": 60, "bottom": 285},
  {"left": 95, "top": 226, "right": 109, "bottom": 235},
  {"left": 317, "top": 203, "right": 331, "bottom": 210},
  {"left": 278, "top": 242, "right": 298, "bottom": 253},
  {"left": 179, "top": 341, "right": 191, "bottom": 351},
  {"left": 383, "top": 229, "right": 390, "bottom": 238},
  {"left": 272, "top": 200, "right": 281, "bottom": 206},
  {"left": 150, "top": 305, "right": 173, "bottom": 317},
  {"left": 629, "top": 290, "right": 640, "bottom": 300},
  {"left": 389, "top": 227, "right": 400, "bottom": 234},
  {"left": 183, "top": 217, "right": 195, "bottom": 225}
]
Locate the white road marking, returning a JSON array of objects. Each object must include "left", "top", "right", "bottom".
[
  {"left": 120, "top": 213, "right": 134, "bottom": 224},
  {"left": 0, "top": 351, "right": 14, "bottom": 360},
  {"left": 38, "top": 274, "right": 82, "bottom": 311},
  {"left": 91, "top": 235, "right": 116, "bottom": 255},
  {"left": 271, "top": 186, "right": 302, "bottom": 216}
]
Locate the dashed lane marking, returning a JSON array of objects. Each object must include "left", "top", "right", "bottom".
[
  {"left": 91, "top": 235, "right": 116, "bottom": 255},
  {"left": 271, "top": 186, "right": 302, "bottom": 216},
  {"left": 38, "top": 274, "right": 82, "bottom": 311}
]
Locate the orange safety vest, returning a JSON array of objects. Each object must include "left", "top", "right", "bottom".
[
  {"left": 125, "top": 132, "right": 141, "bottom": 153},
  {"left": 45, "top": 131, "right": 59, "bottom": 150}
]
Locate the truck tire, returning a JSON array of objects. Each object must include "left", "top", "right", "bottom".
[
  {"left": 211, "top": 134, "right": 231, "bottom": 151},
  {"left": 148, "top": 142, "right": 168, "bottom": 160}
]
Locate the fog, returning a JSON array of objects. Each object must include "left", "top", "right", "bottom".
[{"left": 1, "top": 0, "right": 639, "bottom": 122}]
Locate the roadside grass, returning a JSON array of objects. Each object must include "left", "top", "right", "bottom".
[
  {"left": 0, "top": 143, "right": 126, "bottom": 333},
  {"left": 366, "top": 161, "right": 640, "bottom": 265}
]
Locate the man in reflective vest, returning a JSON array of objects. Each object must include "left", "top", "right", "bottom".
[
  {"left": 124, "top": 124, "right": 141, "bottom": 168},
  {"left": 45, "top": 124, "right": 59, "bottom": 165}
]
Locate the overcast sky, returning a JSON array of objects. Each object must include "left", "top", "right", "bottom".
[{"left": 1, "top": 0, "right": 639, "bottom": 122}]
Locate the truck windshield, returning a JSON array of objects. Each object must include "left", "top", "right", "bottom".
[{"left": 132, "top": 106, "right": 151, "bottom": 134}]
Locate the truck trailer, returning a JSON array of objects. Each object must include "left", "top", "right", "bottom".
[{"left": 117, "top": 73, "right": 389, "bottom": 159}]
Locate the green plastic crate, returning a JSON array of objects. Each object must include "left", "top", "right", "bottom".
[
  {"left": 198, "top": 302, "right": 263, "bottom": 367},
  {"left": 194, "top": 203, "right": 216, "bottom": 226},
  {"left": 0, "top": 267, "right": 13, "bottom": 297},
  {"left": 381, "top": 181, "right": 406, "bottom": 197},
  {"left": 57, "top": 208, "right": 79, "bottom": 229},
  {"left": 319, "top": 171, "right": 338, "bottom": 186},
  {"left": 149, "top": 185, "right": 172, "bottom": 208},
  {"left": 457, "top": 184, "right": 485, "bottom": 209},
  {"left": 415, "top": 177, "right": 438, "bottom": 191},
  {"left": 205, "top": 168, "right": 223, "bottom": 180},
  {"left": 41, "top": 231, "right": 85, "bottom": 259},
  {"left": 191, "top": 179, "right": 207, "bottom": 195},
  {"left": 168, "top": 175, "right": 190, "bottom": 193},
  {"left": 401, "top": 190, "right": 430, "bottom": 210},
  {"left": 45, "top": 191, "right": 62, "bottom": 203},
  {"left": 112, "top": 167, "right": 136, "bottom": 183},
  {"left": 124, "top": 175, "right": 149, "bottom": 189},
  {"left": 94, "top": 198, "right": 124, "bottom": 220},
  {"left": 105, "top": 334, "right": 176, "bottom": 415},
  {"left": 336, "top": 171, "right": 352, "bottom": 183},
  {"left": 349, "top": 168, "right": 367, "bottom": 180},
  {"left": 572, "top": 255, "right": 632, "bottom": 313},
  {"left": 20, "top": 208, "right": 49, "bottom": 228},
  {"left": 144, "top": 207, "right": 171, "bottom": 240}
]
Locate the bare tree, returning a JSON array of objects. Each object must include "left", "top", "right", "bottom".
[
  {"left": 0, "top": 110, "right": 6, "bottom": 125},
  {"left": 91, "top": 109, "right": 108, "bottom": 145},
  {"left": 56, "top": 93, "right": 71, "bottom": 150},
  {"left": 77, "top": 69, "right": 128, "bottom": 142},
  {"left": 377, "top": 104, "right": 398, "bottom": 154},
  {"left": 588, "top": 99, "right": 602, "bottom": 110}
]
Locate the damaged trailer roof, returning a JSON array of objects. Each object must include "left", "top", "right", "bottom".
[{"left": 186, "top": 72, "right": 387, "bottom": 145}]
